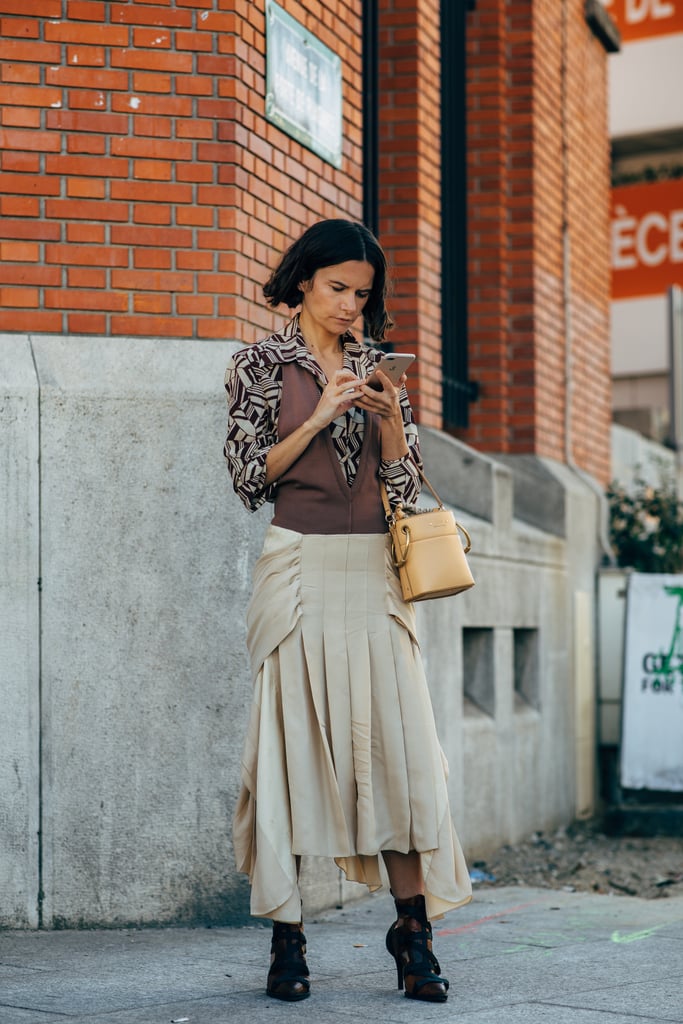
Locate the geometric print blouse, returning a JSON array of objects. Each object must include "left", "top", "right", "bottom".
[{"left": 224, "top": 314, "right": 422, "bottom": 513}]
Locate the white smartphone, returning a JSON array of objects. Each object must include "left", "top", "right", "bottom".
[{"left": 365, "top": 353, "right": 415, "bottom": 390}]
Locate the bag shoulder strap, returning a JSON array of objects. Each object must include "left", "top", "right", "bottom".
[
  {"left": 379, "top": 480, "right": 393, "bottom": 521},
  {"left": 418, "top": 468, "right": 445, "bottom": 507},
  {"left": 380, "top": 464, "right": 445, "bottom": 522}
]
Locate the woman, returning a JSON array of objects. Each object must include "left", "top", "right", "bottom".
[{"left": 224, "top": 219, "right": 471, "bottom": 1003}]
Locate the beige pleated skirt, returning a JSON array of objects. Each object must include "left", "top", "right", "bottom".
[{"left": 232, "top": 524, "right": 472, "bottom": 922}]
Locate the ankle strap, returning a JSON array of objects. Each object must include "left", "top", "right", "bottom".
[{"left": 393, "top": 893, "right": 428, "bottom": 922}]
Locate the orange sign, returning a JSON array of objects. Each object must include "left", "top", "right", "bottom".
[
  {"left": 612, "top": 180, "right": 683, "bottom": 298},
  {"left": 602, "top": 0, "right": 683, "bottom": 40}
]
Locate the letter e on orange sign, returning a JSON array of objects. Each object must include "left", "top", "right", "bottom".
[{"left": 612, "top": 180, "right": 683, "bottom": 299}]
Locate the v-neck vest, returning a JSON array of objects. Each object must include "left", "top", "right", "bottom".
[{"left": 272, "top": 361, "right": 387, "bottom": 535}]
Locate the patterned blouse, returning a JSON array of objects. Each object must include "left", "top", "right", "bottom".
[{"left": 224, "top": 315, "right": 422, "bottom": 513}]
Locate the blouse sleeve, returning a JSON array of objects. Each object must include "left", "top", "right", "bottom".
[
  {"left": 379, "top": 385, "right": 423, "bottom": 508},
  {"left": 223, "top": 351, "right": 279, "bottom": 512}
]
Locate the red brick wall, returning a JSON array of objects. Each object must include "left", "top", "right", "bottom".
[
  {"left": 0, "top": 0, "right": 363, "bottom": 342},
  {"left": 465, "top": 0, "right": 511, "bottom": 451},
  {"left": 377, "top": 0, "right": 443, "bottom": 429},
  {"left": 463, "top": 0, "right": 612, "bottom": 483},
  {"left": 0, "top": 0, "right": 612, "bottom": 481},
  {"left": 561, "top": 3, "right": 612, "bottom": 480}
]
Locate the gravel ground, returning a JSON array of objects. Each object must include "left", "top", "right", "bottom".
[{"left": 472, "top": 818, "right": 683, "bottom": 900}]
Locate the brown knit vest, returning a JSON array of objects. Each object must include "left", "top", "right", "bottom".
[{"left": 272, "top": 362, "right": 387, "bottom": 535}]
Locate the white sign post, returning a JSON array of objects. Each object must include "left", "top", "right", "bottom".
[{"left": 620, "top": 572, "right": 683, "bottom": 791}]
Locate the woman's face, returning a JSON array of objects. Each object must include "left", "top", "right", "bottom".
[{"left": 299, "top": 260, "right": 375, "bottom": 338}]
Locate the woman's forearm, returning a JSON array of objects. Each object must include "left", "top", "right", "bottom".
[
  {"left": 380, "top": 412, "right": 410, "bottom": 461},
  {"left": 264, "top": 418, "right": 320, "bottom": 485}
]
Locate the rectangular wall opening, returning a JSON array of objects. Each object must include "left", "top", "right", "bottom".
[
  {"left": 514, "top": 628, "right": 540, "bottom": 710},
  {"left": 463, "top": 627, "right": 495, "bottom": 717}
]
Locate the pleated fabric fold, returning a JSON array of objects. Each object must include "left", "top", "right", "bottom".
[{"left": 233, "top": 524, "right": 472, "bottom": 922}]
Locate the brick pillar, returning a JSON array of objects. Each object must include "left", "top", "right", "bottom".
[
  {"left": 377, "top": 0, "right": 443, "bottom": 428},
  {"left": 464, "top": 0, "right": 511, "bottom": 450},
  {"left": 462, "top": 0, "right": 611, "bottom": 483}
]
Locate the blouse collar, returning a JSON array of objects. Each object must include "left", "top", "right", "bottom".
[
  {"left": 281, "top": 313, "right": 368, "bottom": 382},
  {"left": 273, "top": 315, "right": 375, "bottom": 424}
]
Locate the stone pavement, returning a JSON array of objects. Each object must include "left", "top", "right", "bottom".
[{"left": 1, "top": 886, "right": 682, "bottom": 1024}]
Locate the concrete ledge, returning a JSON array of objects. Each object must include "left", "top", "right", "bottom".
[
  {"left": 420, "top": 427, "right": 497, "bottom": 524},
  {"left": 496, "top": 454, "right": 567, "bottom": 538}
]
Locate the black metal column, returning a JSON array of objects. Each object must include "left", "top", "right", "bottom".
[
  {"left": 362, "top": 0, "right": 379, "bottom": 241},
  {"left": 441, "top": 0, "right": 475, "bottom": 428}
]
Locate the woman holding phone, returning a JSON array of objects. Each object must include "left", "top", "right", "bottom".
[{"left": 224, "top": 219, "right": 471, "bottom": 1004}]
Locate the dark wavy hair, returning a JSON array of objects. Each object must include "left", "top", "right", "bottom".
[{"left": 263, "top": 219, "right": 394, "bottom": 342}]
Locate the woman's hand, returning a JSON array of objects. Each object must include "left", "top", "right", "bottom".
[
  {"left": 305, "top": 369, "right": 365, "bottom": 432},
  {"left": 355, "top": 369, "right": 409, "bottom": 461},
  {"left": 265, "top": 370, "right": 364, "bottom": 486},
  {"left": 354, "top": 369, "right": 405, "bottom": 421}
]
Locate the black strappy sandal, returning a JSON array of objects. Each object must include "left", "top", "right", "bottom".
[
  {"left": 266, "top": 921, "right": 311, "bottom": 1002},
  {"left": 385, "top": 895, "right": 449, "bottom": 1002}
]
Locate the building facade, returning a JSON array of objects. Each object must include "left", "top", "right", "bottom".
[
  {"left": 605, "top": 0, "right": 683, "bottom": 449},
  {"left": 1, "top": 0, "right": 616, "bottom": 927},
  {"left": 1, "top": 0, "right": 614, "bottom": 476}
]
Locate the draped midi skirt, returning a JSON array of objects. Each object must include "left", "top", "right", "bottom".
[{"left": 232, "top": 524, "right": 472, "bottom": 922}]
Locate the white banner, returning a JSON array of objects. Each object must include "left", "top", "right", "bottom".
[{"left": 620, "top": 572, "right": 683, "bottom": 791}]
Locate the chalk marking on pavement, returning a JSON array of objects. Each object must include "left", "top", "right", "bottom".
[
  {"left": 436, "top": 897, "right": 555, "bottom": 937},
  {"left": 611, "top": 926, "right": 665, "bottom": 944}
]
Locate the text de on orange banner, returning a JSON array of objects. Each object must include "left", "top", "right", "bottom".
[{"left": 602, "top": 0, "right": 683, "bottom": 41}]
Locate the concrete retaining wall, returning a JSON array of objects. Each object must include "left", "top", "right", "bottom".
[
  {"left": 0, "top": 334, "right": 600, "bottom": 928},
  {"left": 0, "top": 338, "right": 40, "bottom": 929}
]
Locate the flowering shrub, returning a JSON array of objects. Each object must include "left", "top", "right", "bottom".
[{"left": 607, "top": 478, "right": 683, "bottom": 573}]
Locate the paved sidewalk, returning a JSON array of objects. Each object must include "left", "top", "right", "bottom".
[{"left": 1, "top": 886, "right": 682, "bottom": 1023}]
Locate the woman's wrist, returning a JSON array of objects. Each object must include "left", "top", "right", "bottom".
[
  {"left": 381, "top": 411, "right": 408, "bottom": 451},
  {"left": 383, "top": 409, "right": 404, "bottom": 426},
  {"left": 381, "top": 441, "right": 410, "bottom": 461},
  {"left": 302, "top": 415, "right": 323, "bottom": 437}
]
